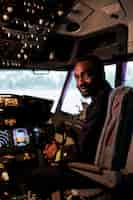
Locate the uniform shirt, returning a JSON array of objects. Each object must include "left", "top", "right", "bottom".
[{"left": 78, "top": 81, "right": 112, "bottom": 163}]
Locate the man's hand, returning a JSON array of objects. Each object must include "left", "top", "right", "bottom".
[{"left": 43, "top": 141, "right": 58, "bottom": 161}]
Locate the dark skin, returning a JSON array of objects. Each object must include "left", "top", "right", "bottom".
[
  {"left": 74, "top": 60, "right": 100, "bottom": 98},
  {"left": 43, "top": 60, "right": 103, "bottom": 160}
]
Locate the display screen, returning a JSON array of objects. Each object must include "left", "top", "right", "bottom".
[
  {"left": 0, "top": 94, "right": 53, "bottom": 127},
  {"left": 13, "top": 128, "right": 30, "bottom": 147}
]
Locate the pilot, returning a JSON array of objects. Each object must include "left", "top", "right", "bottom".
[
  {"left": 27, "top": 55, "right": 112, "bottom": 197},
  {"left": 44, "top": 54, "right": 112, "bottom": 163}
]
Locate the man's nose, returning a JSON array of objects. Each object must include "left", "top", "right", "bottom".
[{"left": 78, "top": 77, "right": 85, "bottom": 86}]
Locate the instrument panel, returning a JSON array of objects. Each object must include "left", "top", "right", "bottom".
[
  {"left": 0, "top": 96, "right": 18, "bottom": 126},
  {"left": 0, "top": 94, "right": 53, "bottom": 127},
  {"left": 0, "top": 96, "right": 19, "bottom": 107},
  {"left": 0, "top": 94, "right": 53, "bottom": 151},
  {"left": 0, "top": 128, "right": 30, "bottom": 149}
]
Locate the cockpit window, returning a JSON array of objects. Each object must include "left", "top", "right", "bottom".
[
  {"left": 104, "top": 64, "right": 116, "bottom": 88},
  {"left": 0, "top": 70, "right": 67, "bottom": 113},
  {"left": 125, "top": 61, "right": 133, "bottom": 86}
]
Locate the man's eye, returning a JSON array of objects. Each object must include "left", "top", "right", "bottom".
[
  {"left": 83, "top": 73, "right": 89, "bottom": 78},
  {"left": 75, "top": 76, "right": 79, "bottom": 80}
]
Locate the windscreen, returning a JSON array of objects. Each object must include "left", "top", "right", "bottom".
[{"left": 0, "top": 70, "right": 67, "bottom": 113}]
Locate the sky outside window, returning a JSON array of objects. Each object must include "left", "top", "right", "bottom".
[{"left": 0, "top": 70, "right": 67, "bottom": 113}]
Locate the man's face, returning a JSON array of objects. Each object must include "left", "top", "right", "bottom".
[{"left": 74, "top": 61, "right": 96, "bottom": 97}]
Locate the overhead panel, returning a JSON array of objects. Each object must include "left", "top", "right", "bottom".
[
  {"left": 0, "top": 0, "right": 76, "bottom": 68},
  {"left": 100, "top": 1, "right": 127, "bottom": 19},
  {"left": 121, "top": 0, "right": 133, "bottom": 21},
  {"left": 57, "top": 0, "right": 127, "bottom": 37},
  {"left": 76, "top": 24, "right": 128, "bottom": 61},
  {"left": 67, "top": 1, "right": 94, "bottom": 24},
  {"left": 83, "top": 0, "right": 117, "bottom": 8}
]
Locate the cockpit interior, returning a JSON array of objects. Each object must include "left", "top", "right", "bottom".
[{"left": 0, "top": 0, "right": 133, "bottom": 199}]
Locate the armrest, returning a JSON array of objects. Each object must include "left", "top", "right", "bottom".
[
  {"left": 67, "top": 162, "right": 122, "bottom": 189},
  {"left": 69, "top": 167, "right": 122, "bottom": 189},
  {"left": 67, "top": 162, "right": 101, "bottom": 173}
]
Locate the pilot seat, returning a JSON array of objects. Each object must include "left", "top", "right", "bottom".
[{"left": 51, "top": 86, "right": 133, "bottom": 200}]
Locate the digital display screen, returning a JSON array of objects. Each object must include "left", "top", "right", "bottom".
[{"left": 13, "top": 128, "right": 30, "bottom": 147}]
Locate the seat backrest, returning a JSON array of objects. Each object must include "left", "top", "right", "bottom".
[
  {"left": 95, "top": 86, "right": 133, "bottom": 171},
  {"left": 125, "top": 122, "right": 133, "bottom": 173}
]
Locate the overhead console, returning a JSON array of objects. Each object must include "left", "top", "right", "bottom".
[
  {"left": 76, "top": 24, "right": 128, "bottom": 62},
  {"left": 0, "top": 0, "right": 76, "bottom": 68}
]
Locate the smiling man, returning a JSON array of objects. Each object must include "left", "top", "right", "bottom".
[
  {"left": 43, "top": 55, "right": 112, "bottom": 163},
  {"left": 74, "top": 55, "right": 112, "bottom": 162}
]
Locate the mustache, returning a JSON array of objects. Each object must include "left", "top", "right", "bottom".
[{"left": 79, "top": 83, "right": 90, "bottom": 88}]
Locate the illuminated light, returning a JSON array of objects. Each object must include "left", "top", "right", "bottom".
[
  {"left": 57, "top": 10, "right": 64, "bottom": 16},
  {"left": 20, "top": 49, "right": 24, "bottom": 53},
  {"left": 36, "top": 26, "right": 40, "bottom": 31},
  {"left": 24, "top": 54, "right": 28, "bottom": 60},
  {"left": 33, "top": 3, "right": 37, "bottom": 7},
  {"left": 40, "top": 6, "right": 44, "bottom": 10},
  {"left": 11, "top": 62, "right": 14, "bottom": 66},
  {"left": 7, "top": 32, "right": 11, "bottom": 38},
  {"left": 45, "top": 21, "right": 49, "bottom": 26},
  {"left": 17, "top": 53, "right": 21, "bottom": 59},
  {"left": 24, "top": 22, "right": 27, "bottom": 28},
  {"left": 37, "top": 44, "right": 40, "bottom": 49},
  {"left": 49, "top": 51, "right": 55, "bottom": 60},
  {"left": 24, "top": 1, "right": 26, "bottom": 6},
  {"left": 15, "top": 19, "right": 19, "bottom": 24},
  {"left": 17, "top": 34, "right": 21, "bottom": 39},
  {"left": 24, "top": 43, "right": 28, "bottom": 48},
  {"left": 30, "top": 34, "right": 34, "bottom": 39},
  {"left": 2, "top": 14, "right": 9, "bottom": 21},
  {"left": 26, "top": 8, "right": 30, "bottom": 13},
  {"left": 47, "top": 28, "right": 50, "bottom": 33},
  {"left": 29, "top": 44, "right": 32, "bottom": 48},
  {"left": 1, "top": 172, "right": 9, "bottom": 181},
  {"left": 33, "top": 127, "right": 40, "bottom": 132},
  {"left": 32, "top": 9, "right": 35, "bottom": 14},
  {"left": 27, "top": 2, "right": 31, "bottom": 7},
  {"left": 7, "top": 6, "right": 13, "bottom": 13},
  {"left": 39, "top": 18, "right": 44, "bottom": 25},
  {"left": 50, "top": 23, "right": 55, "bottom": 28},
  {"left": 1, "top": 27, "right": 5, "bottom": 31},
  {"left": 51, "top": 15, "right": 55, "bottom": 19},
  {"left": 37, "top": 5, "right": 40, "bottom": 9},
  {"left": 36, "top": 37, "right": 38, "bottom": 41},
  {"left": 2, "top": 61, "right": 6, "bottom": 65},
  {"left": 7, "top": 61, "right": 10, "bottom": 66},
  {"left": 28, "top": 24, "right": 32, "bottom": 29},
  {"left": 21, "top": 35, "right": 24, "bottom": 39},
  {"left": 43, "top": 36, "right": 47, "bottom": 40}
]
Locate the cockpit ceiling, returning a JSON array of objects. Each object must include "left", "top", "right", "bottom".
[
  {"left": 58, "top": 0, "right": 133, "bottom": 36},
  {"left": 0, "top": 0, "right": 131, "bottom": 68},
  {"left": 0, "top": 0, "right": 77, "bottom": 68}
]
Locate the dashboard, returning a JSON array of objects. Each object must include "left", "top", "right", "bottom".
[
  {"left": 0, "top": 94, "right": 53, "bottom": 127},
  {"left": 0, "top": 93, "right": 53, "bottom": 159},
  {"left": 0, "top": 94, "right": 55, "bottom": 198},
  {"left": 0, "top": 94, "right": 81, "bottom": 198}
]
